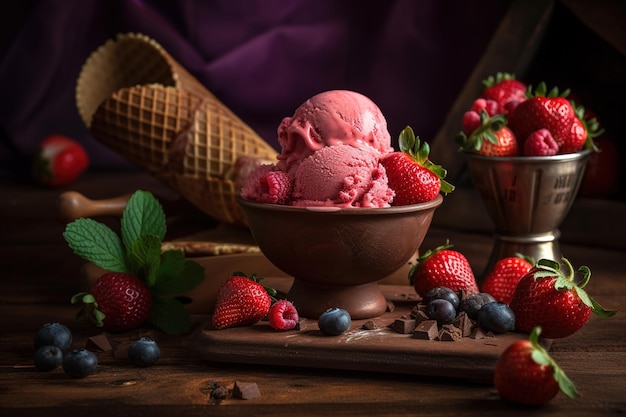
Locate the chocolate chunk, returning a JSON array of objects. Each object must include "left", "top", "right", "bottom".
[
  {"left": 413, "top": 320, "right": 438, "bottom": 340},
  {"left": 390, "top": 318, "right": 416, "bottom": 334},
  {"left": 85, "top": 332, "right": 112, "bottom": 352},
  {"left": 471, "top": 327, "right": 496, "bottom": 340},
  {"left": 438, "top": 324, "right": 462, "bottom": 341},
  {"left": 452, "top": 311, "right": 474, "bottom": 337},
  {"left": 386, "top": 300, "right": 396, "bottom": 312},
  {"left": 411, "top": 309, "right": 431, "bottom": 325},
  {"left": 362, "top": 320, "right": 380, "bottom": 330},
  {"left": 233, "top": 381, "right": 261, "bottom": 400},
  {"left": 205, "top": 380, "right": 231, "bottom": 404}
]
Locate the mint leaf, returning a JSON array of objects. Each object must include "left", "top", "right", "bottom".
[
  {"left": 153, "top": 251, "right": 205, "bottom": 295},
  {"left": 126, "top": 234, "right": 162, "bottom": 287},
  {"left": 121, "top": 190, "right": 166, "bottom": 252},
  {"left": 63, "top": 218, "right": 127, "bottom": 272},
  {"left": 150, "top": 295, "right": 192, "bottom": 335}
]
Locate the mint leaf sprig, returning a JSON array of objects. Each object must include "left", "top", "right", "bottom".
[{"left": 63, "top": 190, "right": 205, "bottom": 335}]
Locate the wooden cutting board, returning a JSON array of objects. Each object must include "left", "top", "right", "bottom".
[{"left": 189, "top": 282, "right": 543, "bottom": 383}]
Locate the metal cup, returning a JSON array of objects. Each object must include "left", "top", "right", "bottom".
[{"left": 464, "top": 149, "right": 592, "bottom": 277}]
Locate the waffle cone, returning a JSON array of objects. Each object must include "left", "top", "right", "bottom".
[{"left": 76, "top": 33, "right": 277, "bottom": 225}]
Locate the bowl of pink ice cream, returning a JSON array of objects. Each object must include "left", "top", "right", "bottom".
[{"left": 238, "top": 90, "right": 443, "bottom": 319}]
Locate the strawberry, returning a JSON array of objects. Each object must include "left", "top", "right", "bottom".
[
  {"left": 381, "top": 127, "right": 454, "bottom": 205},
  {"left": 494, "top": 326, "right": 578, "bottom": 405},
  {"left": 509, "top": 258, "right": 616, "bottom": 339},
  {"left": 481, "top": 254, "right": 534, "bottom": 305},
  {"left": 457, "top": 112, "right": 519, "bottom": 157},
  {"left": 508, "top": 82, "right": 598, "bottom": 154},
  {"left": 523, "top": 128, "right": 559, "bottom": 156},
  {"left": 211, "top": 272, "right": 274, "bottom": 330},
  {"left": 32, "top": 134, "right": 89, "bottom": 188},
  {"left": 408, "top": 241, "right": 479, "bottom": 297},
  {"left": 71, "top": 272, "right": 152, "bottom": 333},
  {"left": 268, "top": 299, "right": 299, "bottom": 331},
  {"left": 480, "top": 72, "right": 527, "bottom": 114}
]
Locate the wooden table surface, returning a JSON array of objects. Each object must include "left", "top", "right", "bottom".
[{"left": 1, "top": 171, "right": 624, "bottom": 417}]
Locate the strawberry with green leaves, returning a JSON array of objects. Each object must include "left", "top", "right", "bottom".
[
  {"left": 495, "top": 326, "right": 578, "bottom": 405},
  {"left": 211, "top": 272, "right": 275, "bottom": 330},
  {"left": 481, "top": 254, "right": 534, "bottom": 305},
  {"left": 64, "top": 190, "right": 205, "bottom": 335},
  {"left": 457, "top": 111, "right": 519, "bottom": 157},
  {"left": 381, "top": 127, "right": 454, "bottom": 205},
  {"left": 480, "top": 72, "right": 527, "bottom": 114},
  {"left": 72, "top": 272, "right": 151, "bottom": 332},
  {"left": 509, "top": 258, "right": 616, "bottom": 339},
  {"left": 508, "top": 82, "right": 599, "bottom": 154},
  {"left": 409, "top": 241, "right": 479, "bottom": 297}
]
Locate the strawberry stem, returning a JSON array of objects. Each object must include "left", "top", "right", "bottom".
[{"left": 529, "top": 326, "right": 579, "bottom": 399}]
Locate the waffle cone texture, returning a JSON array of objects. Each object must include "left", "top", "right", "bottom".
[{"left": 76, "top": 33, "right": 278, "bottom": 225}]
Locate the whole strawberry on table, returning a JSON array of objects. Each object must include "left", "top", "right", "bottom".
[
  {"left": 509, "top": 257, "right": 616, "bottom": 339},
  {"left": 495, "top": 326, "right": 578, "bottom": 406},
  {"left": 32, "top": 134, "right": 90, "bottom": 188}
]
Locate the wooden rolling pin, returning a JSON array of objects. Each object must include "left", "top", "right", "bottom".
[{"left": 57, "top": 191, "right": 131, "bottom": 222}]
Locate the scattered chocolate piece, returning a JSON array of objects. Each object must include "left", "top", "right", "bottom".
[
  {"left": 452, "top": 311, "right": 474, "bottom": 337},
  {"left": 206, "top": 380, "right": 231, "bottom": 404},
  {"left": 362, "top": 320, "right": 380, "bottom": 330},
  {"left": 411, "top": 309, "right": 430, "bottom": 325},
  {"left": 390, "top": 318, "right": 416, "bottom": 334},
  {"left": 470, "top": 327, "right": 495, "bottom": 340},
  {"left": 85, "top": 332, "right": 113, "bottom": 352},
  {"left": 386, "top": 300, "right": 396, "bottom": 312},
  {"left": 438, "top": 324, "right": 462, "bottom": 341},
  {"left": 413, "top": 320, "right": 438, "bottom": 340},
  {"left": 233, "top": 381, "right": 261, "bottom": 400}
]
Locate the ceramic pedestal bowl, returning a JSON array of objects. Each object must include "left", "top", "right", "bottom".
[
  {"left": 237, "top": 195, "right": 443, "bottom": 319},
  {"left": 464, "top": 149, "right": 591, "bottom": 277}
]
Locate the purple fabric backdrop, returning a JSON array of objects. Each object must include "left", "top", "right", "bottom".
[{"left": 0, "top": 0, "right": 512, "bottom": 178}]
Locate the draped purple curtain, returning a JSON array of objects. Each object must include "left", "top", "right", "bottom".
[{"left": 0, "top": 0, "right": 511, "bottom": 178}]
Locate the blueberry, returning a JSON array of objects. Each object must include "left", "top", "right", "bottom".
[
  {"left": 33, "top": 345, "right": 63, "bottom": 372},
  {"left": 477, "top": 301, "right": 516, "bottom": 334},
  {"left": 459, "top": 293, "right": 496, "bottom": 320},
  {"left": 425, "top": 299, "right": 457, "bottom": 325},
  {"left": 34, "top": 322, "right": 72, "bottom": 351},
  {"left": 128, "top": 336, "right": 160, "bottom": 367},
  {"left": 63, "top": 349, "right": 98, "bottom": 378},
  {"left": 423, "top": 286, "right": 460, "bottom": 310},
  {"left": 318, "top": 308, "right": 351, "bottom": 336}
]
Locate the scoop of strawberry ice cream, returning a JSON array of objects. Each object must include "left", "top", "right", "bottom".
[
  {"left": 276, "top": 90, "right": 393, "bottom": 171},
  {"left": 241, "top": 90, "right": 395, "bottom": 207},
  {"left": 292, "top": 144, "right": 394, "bottom": 208}
]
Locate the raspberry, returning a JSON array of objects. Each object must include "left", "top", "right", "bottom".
[
  {"left": 259, "top": 171, "right": 291, "bottom": 204},
  {"left": 523, "top": 128, "right": 559, "bottom": 156},
  {"left": 268, "top": 300, "right": 299, "bottom": 331}
]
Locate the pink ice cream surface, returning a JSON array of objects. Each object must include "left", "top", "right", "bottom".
[
  {"left": 292, "top": 144, "right": 394, "bottom": 208},
  {"left": 241, "top": 90, "right": 395, "bottom": 207},
  {"left": 276, "top": 90, "right": 393, "bottom": 171}
]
